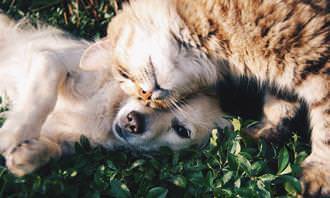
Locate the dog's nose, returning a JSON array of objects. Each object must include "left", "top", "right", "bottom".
[{"left": 124, "top": 111, "right": 145, "bottom": 134}]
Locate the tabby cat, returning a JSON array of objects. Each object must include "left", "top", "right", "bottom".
[{"left": 80, "top": 0, "right": 329, "bottom": 195}]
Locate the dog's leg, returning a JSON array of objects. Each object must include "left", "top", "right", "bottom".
[
  {"left": 245, "top": 91, "right": 300, "bottom": 142},
  {"left": 0, "top": 50, "right": 67, "bottom": 153},
  {"left": 4, "top": 137, "right": 62, "bottom": 176},
  {"left": 5, "top": 132, "right": 87, "bottom": 176}
]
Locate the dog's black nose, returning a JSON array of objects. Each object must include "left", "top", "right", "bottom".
[{"left": 124, "top": 111, "right": 145, "bottom": 134}]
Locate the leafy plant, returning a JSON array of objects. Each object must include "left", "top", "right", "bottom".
[{"left": 0, "top": 104, "right": 310, "bottom": 197}]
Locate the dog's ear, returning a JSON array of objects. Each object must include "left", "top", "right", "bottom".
[{"left": 80, "top": 39, "right": 112, "bottom": 71}]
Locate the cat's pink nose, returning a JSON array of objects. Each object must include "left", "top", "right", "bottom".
[
  {"left": 139, "top": 88, "right": 152, "bottom": 100},
  {"left": 139, "top": 87, "right": 170, "bottom": 101}
]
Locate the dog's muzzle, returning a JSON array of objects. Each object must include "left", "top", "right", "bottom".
[{"left": 114, "top": 111, "right": 146, "bottom": 141}]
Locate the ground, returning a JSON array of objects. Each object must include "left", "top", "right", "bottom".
[{"left": 0, "top": 1, "right": 310, "bottom": 197}]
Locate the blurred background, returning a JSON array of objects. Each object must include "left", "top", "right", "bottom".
[{"left": 0, "top": 0, "right": 129, "bottom": 39}]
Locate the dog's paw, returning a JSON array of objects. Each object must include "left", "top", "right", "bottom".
[
  {"left": 0, "top": 130, "right": 18, "bottom": 154},
  {"left": 5, "top": 138, "right": 60, "bottom": 176},
  {"left": 300, "top": 161, "right": 330, "bottom": 197}
]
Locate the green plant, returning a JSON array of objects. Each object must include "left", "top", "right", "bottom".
[{"left": 0, "top": 117, "right": 310, "bottom": 197}]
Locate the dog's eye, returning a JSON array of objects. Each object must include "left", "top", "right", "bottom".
[
  {"left": 172, "top": 119, "right": 191, "bottom": 138},
  {"left": 173, "top": 124, "right": 191, "bottom": 138}
]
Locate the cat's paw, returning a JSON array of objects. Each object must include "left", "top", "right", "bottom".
[
  {"left": 244, "top": 121, "right": 291, "bottom": 143},
  {"left": 300, "top": 160, "right": 330, "bottom": 197},
  {"left": 5, "top": 138, "right": 60, "bottom": 176}
]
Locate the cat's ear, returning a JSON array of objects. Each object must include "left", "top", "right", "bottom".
[{"left": 80, "top": 39, "right": 112, "bottom": 71}]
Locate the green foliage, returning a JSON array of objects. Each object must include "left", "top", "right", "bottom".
[
  {"left": 0, "top": 1, "right": 311, "bottom": 197},
  {"left": 0, "top": 112, "right": 310, "bottom": 197},
  {"left": 0, "top": 0, "right": 124, "bottom": 39}
]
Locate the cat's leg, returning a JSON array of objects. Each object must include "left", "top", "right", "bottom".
[
  {"left": 245, "top": 91, "right": 300, "bottom": 142},
  {"left": 0, "top": 50, "right": 67, "bottom": 153},
  {"left": 299, "top": 86, "right": 330, "bottom": 196}
]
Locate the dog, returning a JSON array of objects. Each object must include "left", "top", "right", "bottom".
[{"left": 0, "top": 15, "right": 231, "bottom": 176}]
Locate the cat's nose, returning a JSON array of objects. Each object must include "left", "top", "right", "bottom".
[
  {"left": 139, "top": 88, "right": 153, "bottom": 100},
  {"left": 139, "top": 87, "right": 169, "bottom": 101},
  {"left": 124, "top": 111, "right": 145, "bottom": 134}
]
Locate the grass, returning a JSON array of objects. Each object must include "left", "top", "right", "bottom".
[{"left": 0, "top": 1, "right": 310, "bottom": 197}]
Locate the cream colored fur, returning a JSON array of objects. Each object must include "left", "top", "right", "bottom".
[{"left": 0, "top": 15, "right": 231, "bottom": 176}]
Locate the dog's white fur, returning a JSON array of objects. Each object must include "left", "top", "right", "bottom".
[{"left": 0, "top": 15, "right": 231, "bottom": 176}]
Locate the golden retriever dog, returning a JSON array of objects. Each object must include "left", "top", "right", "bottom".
[{"left": 0, "top": 15, "right": 231, "bottom": 176}]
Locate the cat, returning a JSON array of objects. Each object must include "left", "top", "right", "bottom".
[{"left": 80, "top": 0, "right": 329, "bottom": 196}]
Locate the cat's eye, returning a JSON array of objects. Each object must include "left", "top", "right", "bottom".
[
  {"left": 118, "top": 69, "right": 129, "bottom": 79},
  {"left": 172, "top": 119, "right": 191, "bottom": 138}
]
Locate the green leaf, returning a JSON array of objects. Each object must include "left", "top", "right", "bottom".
[
  {"left": 221, "top": 171, "right": 234, "bottom": 185},
  {"left": 245, "top": 120, "right": 260, "bottom": 128},
  {"left": 258, "top": 174, "right": 277, "bottom": 182},
  {"left": 295, "top": 151, "right": 309, "bottom": 164},
  {"left": 210, "top": 129, "right": 218, "bottom": 147},
  {"left": 106, "top": 160, "right": 117, "bottom": 171},
  {"left": 206, "top": 171, "right": 214, "bottom": 187},
  {"left": 251, "top": 161, "right": 266, "bottom": 176},
  {"left": 229, "top": 141, "right": 241, "bottom": 155},
  {"left": 170, "top": 175, "right": 187, "bottom": 188},
  {"left": 228, "top": 154, "right": 238, "bottom": 170},
  {"left": 277, "top": 147, "right": 289, "bottom": 174},
  {"left": 232, "top": 118, "right": 241, "bottom": 131},
  {"left": 256, "top": 180, "right": 271, "bottom": 198},
  {"left": 279, "top": 163, "right": 292, "bottom": 175},
  {"left": 220, "top": 189, "right": 233, "bottom": 197},
  {"left": 127, "top": 159, "right": 145, "bottom": 171},
  {"left": 257, "top": 140, "right": 267, "bottom": 157},
  {"left": 110, "top": 180, "right": 131, "bottom": 198},
  {"left": 146, "top": 187, "right": 168, "bottom": 198},
  {"left": 189, "top": 171, "right": 205, "bottom": 187},
  {"left": 234, "top": 178, "right": 241, "bottom": 188},
  {"left": 280, "top": 175, "right": 302, "bottom": 195},
  {"left": 236, "top": 154, "right": 252, "bottom": 175},
  {"left": 70, "top": 170, "right": 78, "bottom": 177}
]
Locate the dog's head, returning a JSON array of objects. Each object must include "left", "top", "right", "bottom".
[{"left": 111, "top": 93, "right": 231, "bottom": 151}]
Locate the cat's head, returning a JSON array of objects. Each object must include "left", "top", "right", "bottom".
[{"left": 80, "top": 0, "right": 218, "bottom": 109}]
